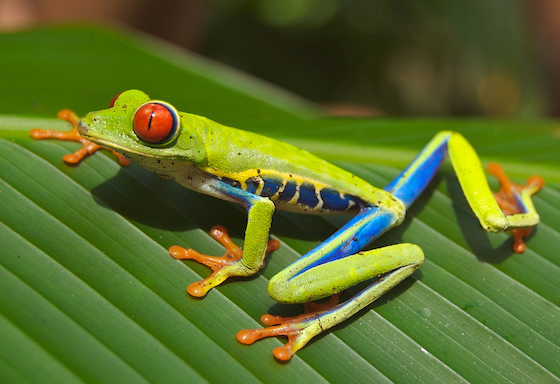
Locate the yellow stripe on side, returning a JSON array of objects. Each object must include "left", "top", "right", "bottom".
[{"left": 201, "top": 167, "right": 338, "bottom": 192}]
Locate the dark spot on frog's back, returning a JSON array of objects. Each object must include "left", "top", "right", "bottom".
[{"left": 221, "top": 176, "right": 239, "bottom": 188}]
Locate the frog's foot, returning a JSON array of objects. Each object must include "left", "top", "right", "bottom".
[
  {"left": 169, "top": 225, "right": 280, "bottom": 297},
  {"left": 487, "top": 163, "right": 545, "bottom": 253},
  {"left": 237, "top": 294, "right": 341, "bottom": 361},
  {"left": 30, "top": 109, "right": 130, "bottom": 166}
]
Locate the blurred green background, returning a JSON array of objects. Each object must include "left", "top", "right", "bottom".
[{"left": 1, "top": 0, "right": 557, "bottom": 117}]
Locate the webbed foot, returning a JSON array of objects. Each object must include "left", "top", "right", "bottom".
[
  {"left": 487, "top": 163, "right": 544, "bottom": 252},
  {"left": 169, "top": 226, "right": 280, "bottom": 297},
  {"left": 237, "top": 294, "right": 341, "bottom": 361}
]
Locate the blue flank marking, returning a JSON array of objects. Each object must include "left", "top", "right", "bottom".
[
  {"left": 261, "top": 176, "right": 282, "bottom": 197},
  {"left": 278, "top": 180, "right": 297, "bottom": 202},
  {"left": 320, "top": 188, "right": 350, "bottom": 211},
  {"left": 220, "top": 176, "right": 239, "bottom": 188},
  {"left": 245, "top": 177, "right": 259, "bottom": 194},
  {"left": 298, "top": 182, "right": 319, "bottom": 208},
  {"left": 291, "top": 136, "right": 450, "bottom": 279}
]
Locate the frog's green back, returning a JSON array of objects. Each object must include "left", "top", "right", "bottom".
[{"left": 193, "top": 114, "right": 382, "bottom": 210}]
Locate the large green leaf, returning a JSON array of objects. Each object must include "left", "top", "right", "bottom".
[{"left": 0, "top": 26, "right": 558, "bottom": 383}]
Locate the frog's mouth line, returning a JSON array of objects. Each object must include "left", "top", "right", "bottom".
[{"left": 77, "top": 121, "right": 169, "bottom": 159}]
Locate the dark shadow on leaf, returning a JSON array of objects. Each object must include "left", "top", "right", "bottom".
[
  {"left": 90, "top": 165, "right": 239, "bottom": 232},
  {"left": 272, "top": 210, "right": 354, "bottom": 242},
  {"left": 90, "top": 165, "right": 348, "bottom": 243},
  {"left": 445, "top": 176, "right": 515, "bottom": 264},
  {"left": 89, "top": 158, "right": 442, "bottom": 356}
]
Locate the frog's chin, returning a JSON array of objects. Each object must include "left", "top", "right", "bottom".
[{"left": 89, "top": 138, "right": 154, "bottom": 160}]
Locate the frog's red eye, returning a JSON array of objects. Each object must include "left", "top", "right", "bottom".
[
  {"left": 109, "top": 92, "right": 122, "bottom": 107},
  {"left": 132, "top": 102, "right": 180, "bottom": 144}
]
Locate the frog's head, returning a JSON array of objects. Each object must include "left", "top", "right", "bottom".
[{"left": 78, "top": 90, "right": 206, "bottom": 164}]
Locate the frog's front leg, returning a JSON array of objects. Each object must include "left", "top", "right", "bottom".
[{"left": 169, "top": 181, "right": 280, "bottom": 297}]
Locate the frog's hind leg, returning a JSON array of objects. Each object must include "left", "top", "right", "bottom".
[
  {"left": 238, "top": 131, "right": 544, "bottom": 361},
  {"left": 236, "top": 134, "right": 452, "bottom": 361},
  {"left": 238, "top": 241, "right": 424, "bottom": 361},
  {"left": 445, "top": 132, "right": 543, "bottom": 250},
  {"left": 237, "top": 201, "right": 425, "bottom": 361},
  {"left": 386, "top": 131, "right": 544, "bottom": 251},
  {"left": 486, "top": 163, "right": 544, "bottom": 252}
]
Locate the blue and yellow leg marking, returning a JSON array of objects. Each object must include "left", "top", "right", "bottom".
[{"left": 239, "top": 131, "right": 543, "bottom": 361}]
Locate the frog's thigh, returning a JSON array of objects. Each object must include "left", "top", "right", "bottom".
[{"left": 268, "top": 243, "right": 424, "bottom": 304}]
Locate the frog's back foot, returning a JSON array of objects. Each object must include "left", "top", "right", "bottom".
[{"left": 487, "top": 163, "right": 544, "bottom": 252}]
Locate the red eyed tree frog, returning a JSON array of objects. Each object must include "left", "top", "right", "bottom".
[{"left": 30, "top": 90, "right": 544, "bottom": 361}]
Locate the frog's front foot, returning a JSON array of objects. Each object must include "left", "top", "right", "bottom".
[
  {"left": 488, "top": 163, "right": 544, "bottom": 252},
  {"left": 169, "top": 226, "right": 280, "bottom": 297},
  {"left": 237, "top": 294, "right": 341, "bottom": 361},
  {"left": 30, "top": 109, "right": 130, "bottom": 166}
]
